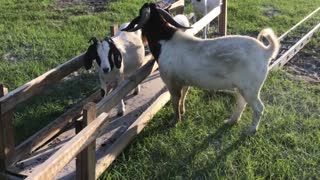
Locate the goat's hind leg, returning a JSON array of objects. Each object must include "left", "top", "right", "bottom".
[
  {"left": 241, "top": 90, "right": 265, "bottom": 134},
  {"left": 180, "top": 86, "right": 190, "bottom": 116},
  {"left": 133, "top": 84, "right": 140, "bottom": 95},
  {"left": 167, "top": 84, "right": 183, "bottom": 121},
  {"left": 224, "top": 89, "right": 247, "bottom": 125},
  {"left": 247, "top": 97, "right": 264, "bottom": 134}
]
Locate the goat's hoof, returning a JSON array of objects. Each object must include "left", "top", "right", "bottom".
[
  {"left": 133, "top": 91, "right": 139, "bottom": 96},
  {"left": 246, "top": 126, "right": 258, "bottom": 135},
  {"left": 224, "top": 119, "right": 237, "bottom": 125},
  {"left": 117, "top": 111, "right": 124, "bottom": 117}
]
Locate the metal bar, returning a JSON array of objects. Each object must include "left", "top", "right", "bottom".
[
  {"left": 279, "top": 7, "right": 319, "bottom": 40},
  {"left": 270, "top": 22, "right": 320, "bottom": 70}
]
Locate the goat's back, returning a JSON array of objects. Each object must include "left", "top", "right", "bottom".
[{"left": 158, "top": 31, "right": 273, "bottom": 90}]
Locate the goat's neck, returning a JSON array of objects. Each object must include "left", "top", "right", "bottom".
[{"left": 142, "top": 14, "right": 177, "bottom": 60}]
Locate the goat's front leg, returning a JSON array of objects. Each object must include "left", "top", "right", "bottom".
[
  {"left": 224, "top": 89, "right": 247, "bottom": 125},
  {"left": 167, "top": 84, "right": 183, "bottom": 121},
  {"left": 117, "top": 99, "right": 125, "bottom": 116},
  {"left": 99, "top": 74, "right": 108, "bottom": 97},
  {"left": 180, "top": 86, "right": 190, "bottom": 116},
  {"left": 133, "top": 84, "right": 140, "bottom": 95},
  {"left": 248, "top": 97, "right": 264, "bottom": 134},
  {"left": 115, "top": 79, "right": 125, "bottom": 116}
]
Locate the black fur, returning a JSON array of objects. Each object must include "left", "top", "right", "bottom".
[
  {"left": 106, "top": 37, "right": 122, "bottom": 69},
  {"left": 122, "top": 3, "right": 183, "bottom": 60},
  {"left": 84, "top": 38, "right": 101, "bottom": 70},
  {"left": 100, "top": 88, "right": 105, "bottom": 97}
]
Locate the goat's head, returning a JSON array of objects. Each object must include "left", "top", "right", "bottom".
[
  {"left": 121, "top": 3, "right": 191, "bottom": 32},
  {"left": 84, "top": 37, "right": 122, "bottom": 74}
]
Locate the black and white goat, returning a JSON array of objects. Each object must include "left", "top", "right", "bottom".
[
  {"left": 192, "top": 0, "right": 221, "bottom": 38},
  {"left": 84, "top": 23, "right": 145, "bottom": 116},
  {"left": 122, "top": 3, "right": 280, "bottom": 133}
]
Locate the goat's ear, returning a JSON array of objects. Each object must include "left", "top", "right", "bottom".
[
  {"left": 113, "top": 48, "right": 122, "bottom": 69},
  {"left": 84, "top": 44, "right": 97, "bottom": 70},
  {"left": 107, "top": 38, "right": 122, "bottom": 69}
]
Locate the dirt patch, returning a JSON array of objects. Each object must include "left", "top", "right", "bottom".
[
  {"left": 285, "top": 48, "right": 320, "bottom": 83},
  {"left": 56, "top": 0, "right": 109, "bottom": 13},
  {"left": 262, "top": 5, "right": 281, "bottom": 18},
  {"left": 2, "top": 52, "right": 19, "bottom": 62}
]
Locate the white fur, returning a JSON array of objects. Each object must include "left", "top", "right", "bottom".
[
  {"left": 191, "top": 0, "right": 221, "bottom": 38},
  {"left": 158, "top": 28, "right": 279, "bottom": 133},
  {"left": 173, "top": 14, "right": 190, "bottom": 30},
  {"left": 97, "top": 23, "right": 145, "bottom": 116}
]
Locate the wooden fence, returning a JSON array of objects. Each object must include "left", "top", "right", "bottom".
[{"left": 0, "top": 0, "right": 227, "bottom": 179}]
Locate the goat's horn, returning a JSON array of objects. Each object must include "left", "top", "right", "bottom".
[
  {"left": 122, "top": 6, "right": 150, "bottom": 32},
  {"left": 89, "top": 37, "right": 98, "bottom": 44},
  {"left": 156, "top": 8, "right": 191, "bottom": 29}
]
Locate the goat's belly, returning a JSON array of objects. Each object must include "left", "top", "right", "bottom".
[
  {"left": 159, "top": 66, "right": 234, "bottom": 90},
  {"left": 184, "top": 74, "right": 234, "bottom": 90}
]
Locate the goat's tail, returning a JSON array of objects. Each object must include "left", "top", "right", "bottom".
[{"left": 257, "top": 28, "right": 280, "bottom": 60}]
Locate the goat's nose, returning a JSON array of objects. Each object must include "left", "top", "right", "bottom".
[{"left": 102, "top": 68, "right": 109, "bottom": 73}]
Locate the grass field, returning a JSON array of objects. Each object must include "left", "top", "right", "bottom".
[{"left": 0, "top": 0, "right": 319, "bottom": 179}]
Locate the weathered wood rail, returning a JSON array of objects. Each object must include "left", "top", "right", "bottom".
[{"left": 0, "top": 0, "right": 228, "bottom": 179}]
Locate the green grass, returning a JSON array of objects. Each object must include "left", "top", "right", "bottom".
[
  {"left": 101, "top": 71, "right": 320, "bottom": 179},
  {"left": 0, "top": 0, "right": 319, "bottom": 179}
]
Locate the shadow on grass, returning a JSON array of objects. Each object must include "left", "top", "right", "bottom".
[{"left": 153, "top": 123, "right": 250, "bottom": 178}]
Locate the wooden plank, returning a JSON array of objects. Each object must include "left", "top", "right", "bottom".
[
  {"left": 169, "top": 0, "right": 184, "bottom": 14},
  {"left": 185, "top": 6, "right": 221, "bottom": 36},
  {"left": 7, "top": 70, "right": 165, "bottom": 178},
  {"left": 25, "top": 112, "right": 109, "bottom": 180},
  {"left": 110, "top": 25, "right": 119, "bottom": 36},
  {"left": 12, "top": 52, "right": 152, "bottom": 165},
  {"left": 0, "top": 84, "right": 15, "bottom": 171},
  {"left": 218, "top": 0, "right": 228, "bottom": 36},
  {"left": 0, "top": 172, "right": 24, "bottom": 180},
  {"left": 279, "top": 7, "right": 319, "bottom": 40},
  {"left": 11, "top": 90, "right": 101, "bottom": 165},
  {"left": 76, "top": 103, "right": 96, "bottom": 180},
  {"left": 95, "top": 91, "right": 171, "bottom": 178},
  {"left": 0, "top": 54, "right": 85, "bottom": 114},
  {"left": 25, "top": 56, "right": 157, "bottom": 179}
]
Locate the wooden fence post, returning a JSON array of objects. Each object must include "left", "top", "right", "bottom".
[
  {"left": 0, "top": 84, "right": 15, "bottom": 171},
  {"left": 76, "top": 102, "right": 96, "bottom": 180},
  {"left": 218, "top": 0, "right": 228, "bottom": 36},
  {"left": 110, "top": 24, "right": 119, "bottom": 36}
]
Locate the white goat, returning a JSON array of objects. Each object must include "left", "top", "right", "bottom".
[
  {"left": 192, "top": 0, "right": 221, "bottom": 38},
  {"left": 84, "top": 23, "right": 145, "bottom": 116},
  {"left": 122, "top": 3, "right": 280, "bottom": 133}
]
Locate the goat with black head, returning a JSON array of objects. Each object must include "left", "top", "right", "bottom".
[
  {"left": 85, "top": 24, "right": 145, "bottom": 116},
  {"left": 122, "top": 3, "right": 280, "bottom": 134}
]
